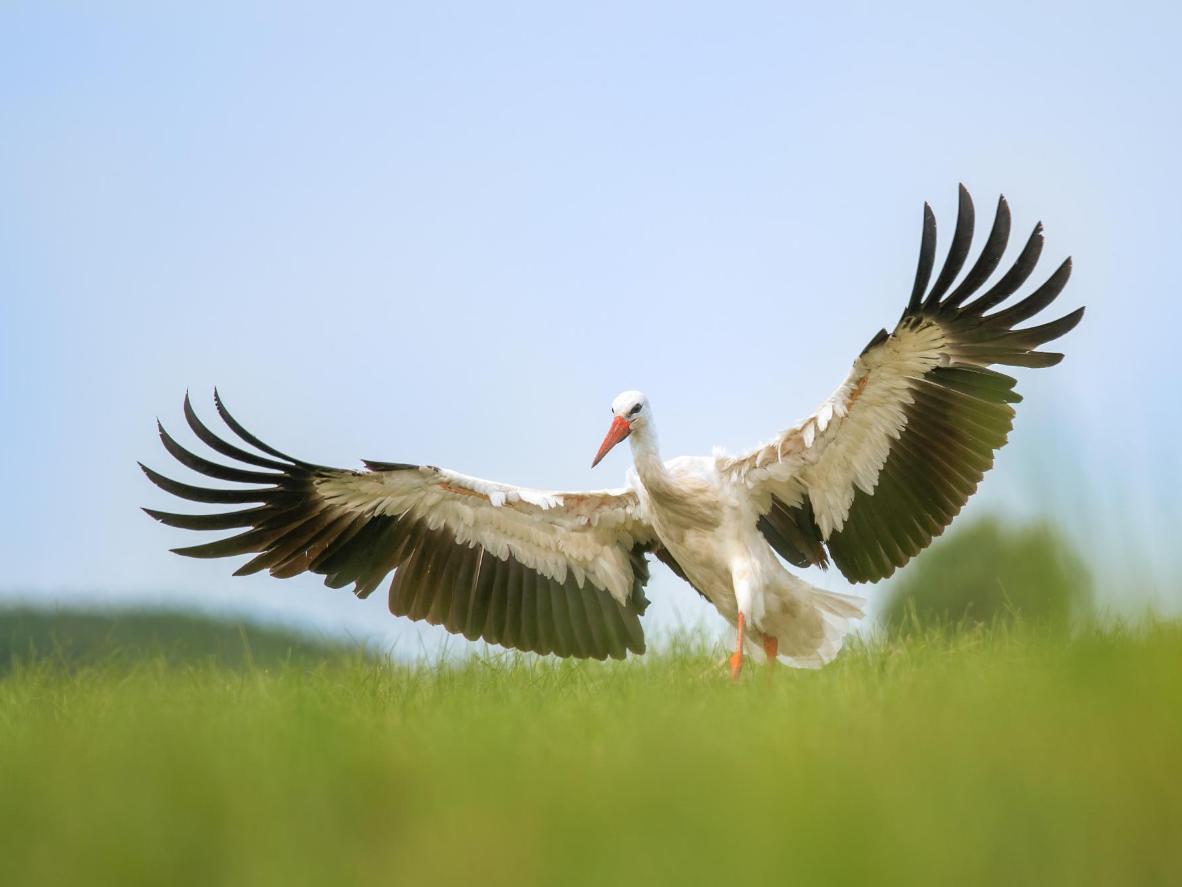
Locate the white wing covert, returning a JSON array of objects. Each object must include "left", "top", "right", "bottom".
[
  {"left": 721, "top": 186, "right": 1083, "bottom": 583},
  {"left": 142, "top": 393, "right": 655, "bottom": 659}
]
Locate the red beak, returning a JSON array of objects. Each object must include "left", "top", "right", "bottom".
[{"left": 591, "top": 416, "right": 632, "bottom": 468}]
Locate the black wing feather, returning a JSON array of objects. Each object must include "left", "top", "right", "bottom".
[
  {"left": 144, "top": 394, "right": 647, "bottom": 660},
  {"left": 758, "top": 187, "right": 1083, "bottom": 585}
]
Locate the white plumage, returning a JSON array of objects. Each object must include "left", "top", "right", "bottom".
[{"left": 143, "top": 186, "right": 1083, "bottom": 675}]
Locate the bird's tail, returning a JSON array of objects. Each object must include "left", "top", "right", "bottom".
[{"left": 760, "top": 587, "right": 866, "bottom": 669}]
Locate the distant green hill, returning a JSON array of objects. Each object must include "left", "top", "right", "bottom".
[
  {"left": 880, "top": 517, "right": 1092, "bottom": 635},
  {"left": 0, "top": 607, "right": 362, "bottom": 671}
]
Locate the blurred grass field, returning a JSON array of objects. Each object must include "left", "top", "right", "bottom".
[{"left": 2, "top": 613, "right": 1181, "bottom": 886}]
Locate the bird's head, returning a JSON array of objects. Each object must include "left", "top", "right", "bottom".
[{"left": 591, "top": 390, "right": 649, "bottom": 468}]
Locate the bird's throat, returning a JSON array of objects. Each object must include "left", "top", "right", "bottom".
[{"left": 628, "top": 424, "right": 666, "bottom": 485}]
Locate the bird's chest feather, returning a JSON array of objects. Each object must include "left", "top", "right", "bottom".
[{"left": 636, "top": 470, "right": 746, "bottom": 610}]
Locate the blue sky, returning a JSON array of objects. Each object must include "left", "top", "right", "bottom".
[{"left": 2, "top": 3, "right": 1178, "bottom": 650}]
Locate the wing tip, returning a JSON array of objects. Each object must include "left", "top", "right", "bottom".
[{"left": 1059, "top": 304, "right": 1086, "bottom": 333}]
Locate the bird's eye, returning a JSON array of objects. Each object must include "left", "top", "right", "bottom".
[{"left": 629, "top": 404, "right": 642, "bottom": 416}]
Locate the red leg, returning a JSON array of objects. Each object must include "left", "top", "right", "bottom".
[
  {"left": 729, "top": 613, "right": 745, "bottom": 682},
  {"left": 763, "top": 635, "right": 778, "bottom": 683}
]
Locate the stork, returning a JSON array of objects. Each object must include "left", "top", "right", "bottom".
[{"left": 142, "top": 186, "right": 1083, "bottom": 677}]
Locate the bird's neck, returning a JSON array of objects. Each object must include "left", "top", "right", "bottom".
[{"left": 628, "top": 423, "right": 667, "bottom": 484}]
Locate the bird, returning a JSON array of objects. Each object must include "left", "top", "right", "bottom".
[{"left": 142, "top": 185, "right": 1083, "bottom": 677}]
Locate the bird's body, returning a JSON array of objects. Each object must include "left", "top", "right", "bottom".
[
  {"left": 142, "top": 186, "right": 1083, "bottom": 674},
  {"left": 623, "top": 427, "right": 861, "bottom": 667}
]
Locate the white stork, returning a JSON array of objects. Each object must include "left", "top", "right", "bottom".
[{"left": 143, "top": 186, "right": 1082, "bottom": 676}]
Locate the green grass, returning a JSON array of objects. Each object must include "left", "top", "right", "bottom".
[{"left": 2, "top": 621, "right": 1181, "bottom": 886}]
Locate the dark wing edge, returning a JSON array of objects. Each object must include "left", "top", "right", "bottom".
[
  {"left": 759, "top": 185, "right": 1084, "bottom": 583},
  {"left": 141, "top": 392, "right": 647, "bottom": 660}
]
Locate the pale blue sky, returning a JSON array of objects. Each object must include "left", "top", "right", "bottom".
[{"left": 2, "top": 3, "right": 1178, "bottom": 650}]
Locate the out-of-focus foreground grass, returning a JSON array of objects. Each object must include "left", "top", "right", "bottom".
[{"left": 2, "top": 620, "right": 1181, "bottom": 885}]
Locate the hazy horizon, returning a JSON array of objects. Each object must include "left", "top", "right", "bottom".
[{"left": 3, "top": 3, "right": 1178, "bottom": 652}]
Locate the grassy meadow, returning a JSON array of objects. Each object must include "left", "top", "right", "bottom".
[{"left": 1, "top": 612, "right": 1181, "bottom": 885}]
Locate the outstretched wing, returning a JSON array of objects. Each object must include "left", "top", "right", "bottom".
[
  {"left": 721, "top": 185, "right": 1084, "bottom": 583},
  {"left": 142, "top": 393, "right": 656, "bottom": 659}
]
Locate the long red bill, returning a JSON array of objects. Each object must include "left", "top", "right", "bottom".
[{"left": 591, "top": 416, "right": 632, "bottom": 468}]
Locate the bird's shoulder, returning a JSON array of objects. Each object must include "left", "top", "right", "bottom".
[{"left": 662, "top": 455, "right": 717, "bottom": 480}]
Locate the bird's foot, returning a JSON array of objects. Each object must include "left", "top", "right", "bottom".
[
  {"left": 729, "top": 612, "right": 746, "bottom": 682},
  {"left": 763, "top": 636, "right": 779, "bottom": 685}
]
